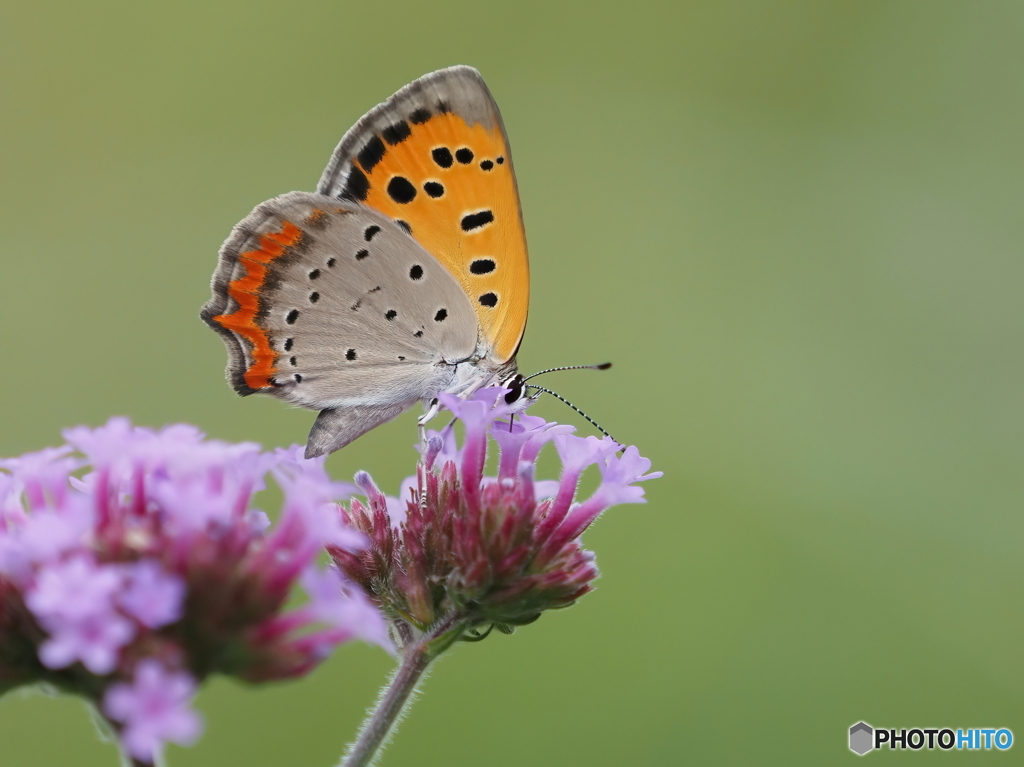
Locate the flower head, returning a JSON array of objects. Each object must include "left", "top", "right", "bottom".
[
  {"left": 331, "top": 388, "right": 660, "bottom": 645},
  {"left": 0, "top": 418, "right": 388, "bottom": 762}
]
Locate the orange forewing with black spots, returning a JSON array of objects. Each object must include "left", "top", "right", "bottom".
[{"left": 344, "top": 112, "right": 528, "bottom": 363}]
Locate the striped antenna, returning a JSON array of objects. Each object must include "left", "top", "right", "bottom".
[
  {"left": 523, "top": 362, "right": 611, "bottom": 383},
  {"left": 525, "top": 384, "right": 618, "bottom": 445}
]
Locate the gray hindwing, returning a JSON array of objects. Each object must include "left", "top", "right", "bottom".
[{"left": 202, "top": 191, "right": 481, "bottom": 453}]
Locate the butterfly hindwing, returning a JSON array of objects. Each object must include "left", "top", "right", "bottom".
[
  {"left": 317, "top": 65, "right": 529, "bottom": 365},
  {"left": 202, "top": 191, "right": 480, "bottom": 453}
]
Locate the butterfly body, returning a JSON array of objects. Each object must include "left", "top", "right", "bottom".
[{"left": 202, "top": 67, "right": 529, "bottom": 456}]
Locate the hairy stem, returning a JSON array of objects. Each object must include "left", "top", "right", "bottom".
[{"left": 338, "top": 617, "right": 463, "bottom": 767}]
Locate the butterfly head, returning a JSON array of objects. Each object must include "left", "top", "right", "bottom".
[{"left": 501, "top": 372, "right": 526, "bottom": 404}]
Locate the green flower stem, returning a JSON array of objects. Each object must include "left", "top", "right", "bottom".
[{"left": 339, "top": 617, "right": 464, "bottom": 767}]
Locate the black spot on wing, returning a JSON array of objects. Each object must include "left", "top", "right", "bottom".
[
  {"left": 409, "top": 108, "right": 431, "bottom": 124},
  {"left": 461, "top": 210, "right": 494, "bottom": 232},
  {"left": 496, "top": 156, "right": 505, "bottom": 165},
  {"left": 396, "top": 220, "right": 412, "bottom": 234},
  {"left": 286, "top": 309, "right": 299, "bottom": 325},
  {"left": 309, "top": 292, "right": 320, "bottom": 303},
  {"left": 479, "top": 292, "right": 498, "bottom": 308},
  {"left": 308, "top": 269, "right": 321, "bottom": 280},
  {"left": 432, "top": 147, "right": 454, "bottom": 168},
  {"left": 342, "top": 166, "right": 370, "bottom": 201},
  {"left": 387, "top": 176, "right": 417, "bottom": 204},
  {"left": 470, "top": 258, "right": 495, "bottom": 274},
  {"left": 357, "top": 136, "right": 386, "bottom": 174},
  {"left": 385, "top": 309, "right": 397, "bottom": 321},
  {"left": 327, "top": 257, "right": 336, "bottom": 267},
  {"left": 409, "top": 264, "right": 423, "bottom": 280},
  {"left": 364, "top": 225, "right": 381, "bottom": 241},
  {"left": 356, "top": 249, "right": 369, "bottom": 260},
  {"left": 434, "top": 309, "right": 447, "bottom": 322},
  {"left": 480, "top": 160, "right": 493, "bottom": 171},
  {"left": 382, "top": 121, "right": 411, "bottom": 145},
  {"left": 456, "top": 148, "right": 474, "bottom": 164},
  {"left": 436, "top": 100, "right": 451, "bottom": 114},
  {"left": 294, "top": 373, "right": 303, "bottom": 382},
  {"left": 283, "top": 338, "right": 293, "bottom": 351},
  {"left": 424, "top": 181, "right": 444, "bottom": 198},
  {"left": 346, "top": 349, "right": 357, "bottom": 361}
]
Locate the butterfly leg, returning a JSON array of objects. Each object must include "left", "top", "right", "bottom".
[{"left": 418, "top": 398, "right": 441, "bottom": 445}]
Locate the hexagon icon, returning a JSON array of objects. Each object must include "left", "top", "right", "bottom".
[{"left": 849, "top": 722, "right": 874, "bottom": 755}]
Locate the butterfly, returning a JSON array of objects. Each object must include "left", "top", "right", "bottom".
[{"left": 201, "top": 66, "right": 531, "bottom": 457}]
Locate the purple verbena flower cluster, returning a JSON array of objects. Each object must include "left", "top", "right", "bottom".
[
  {"left": 331, "top": 389, "right": 660, "bottom": 646},
  {"left": 0, "top": 418, "right": 389, "bottom": 763}
]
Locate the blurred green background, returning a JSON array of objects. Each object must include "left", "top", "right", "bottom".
[{"left": 2, "top": 0, "right": 1022, "bottom": 764}]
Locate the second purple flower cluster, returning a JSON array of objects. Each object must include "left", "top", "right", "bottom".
[{"left": 0, "top": 419, "right": 389, "bottom": 763}]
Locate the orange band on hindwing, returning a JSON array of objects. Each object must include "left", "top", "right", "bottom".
[{"left": 213, "top": 221, "right": 303, "bottom": 389}]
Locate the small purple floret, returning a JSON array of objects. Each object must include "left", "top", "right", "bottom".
[
  {"left": 103, "top": 660, "right": 203, "bottom": 762},
  {"left": 38, "top": 611, "right": 135, "bottom": 674},
  {"left": 117, "top": 560, "right": 185, "bottom": 629},
  {"left": 26, "top": 555, "right": 123, "bottom": 623}
]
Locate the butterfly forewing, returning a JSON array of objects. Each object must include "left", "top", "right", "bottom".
[
  {"left": 317, "top": 66, "right": 529, "bottom": 365},
  {"left": 201, "top": 191, "right": 479, "bottom": 414}
]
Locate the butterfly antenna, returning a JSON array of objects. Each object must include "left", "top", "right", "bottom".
[
  {"left": 523, "top": 362, "right": 612, "bottom": 383},
  {"left": 525, "top": 384, "right": 618, "bottom": 445}
]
